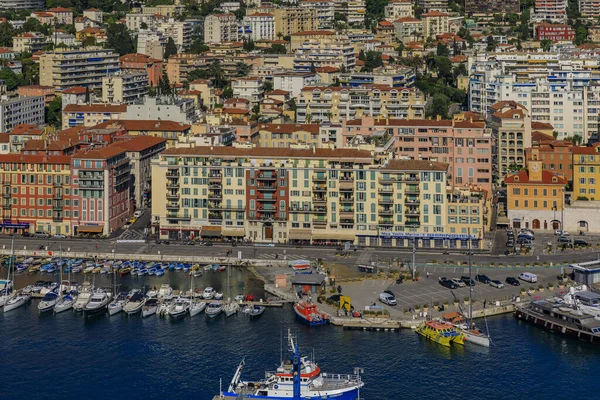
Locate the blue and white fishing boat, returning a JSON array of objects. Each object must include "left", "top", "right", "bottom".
[
  {"left": 155, "top": 267, "right": 165, "bottom": 277},
  {"left": 38, "top": 291, "right": 58, "bottom": 313},
  {"left": 222, "top": 329, "right": 364, "bottom": 399}
]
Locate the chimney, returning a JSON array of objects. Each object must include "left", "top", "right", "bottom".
[{"left": 312, "top": 145, "right": 316, "bottom": 154}]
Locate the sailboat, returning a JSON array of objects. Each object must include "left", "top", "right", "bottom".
[
  {"left": 0, "top": 234, "right": 15, "bottom": 307},
  {"left": 452, "top": 230, "right": 491, "bottom": 348},
  {"left": 3, "top": 235, "right": 30, "bottom": 313}
]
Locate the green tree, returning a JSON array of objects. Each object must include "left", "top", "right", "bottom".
[
  {"left": 19, "top": 57, "right": 39, "bottom": 85},
  {"left": 540, "top": 39, "right": 553, "bottom": 51},
  {"left": 222, "top": 85, "right": 233, "bottom": 99},
  {"left": 433, "top": 56, "right": 453, "bottom": 80},
  {"left": 164, "top": 37, "right": 178, "bottom": 59},
  {"left": 426, "top": 93, "right": 450, "bottom": 119},
  {"left": 45, "top": 96, "right": 62, "bottom": 128},
  {"left": 82, "top": 36, "right": 97, "bottom": 47},
  {"left": 358, "top": 50, "right": 366, "bottom": 61},
  {"left": 0, "top": 67, "right": 19, "bottom": 90},
  {"left": 486, "top": 35, "right": 497, "bottom": 52},
  {"left": 243, "top": 37, "right": 255, "bottom": 52},
  {"left": 0, "top": 21, "right": 14, "bottom": 47},
  {"left": 158, "top": 72, "right": 172, "bottom": 96},
  {"left": 262, "top": 44, "right": 287, "bottom": 54},
  {"left": 436, "top": 43, "right": 449, "bottom": 57},
  {"left": 22, "top": 18, "right": 44, "bottom": 33},
  {"left": 263, "top": 81, "right": 273, "bottom": 92},
  {"left": 106, "top": 23, "right": 134, "bottom": 56},
  {"left": 575, "top": 25, "right": 587, "bottom": 45},
  {"left": 362, "top": 51, "right": 383, "bottom": 72},
  {"left": 189, "top": 39, "right": 210, "bottom": 54},
  {"left": 235, "top": 62, "right": 250, "bottom": 76}
]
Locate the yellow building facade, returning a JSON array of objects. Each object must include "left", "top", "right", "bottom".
[{"left": 573, "top": 145, "right": 600, "bottom": 201}]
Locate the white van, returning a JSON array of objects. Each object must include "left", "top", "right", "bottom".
[
  {"left": 133, "top": 211, "right": 143, "bottom": 218},
  {"left": 518, "top": 272, "right": 538, "bottom": 283}
]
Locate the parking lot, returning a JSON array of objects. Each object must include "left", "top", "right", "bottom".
[
  {"left": 339, "top": 265, "right": 564, "bottom": 319},
  {"left": 492, "top": 227, "right": 600, "bottom": 256}
]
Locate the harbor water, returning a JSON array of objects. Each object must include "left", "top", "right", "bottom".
[{"left": 1, "top": 269, "right": 599, "bottom": 399}]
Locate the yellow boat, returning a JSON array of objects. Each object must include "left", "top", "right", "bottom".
[{"left": 416, "top": 320, "right": 465, "bottom": 347}]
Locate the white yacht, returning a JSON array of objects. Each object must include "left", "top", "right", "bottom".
[
  {"left": 157, "top": 284, "right": 174, "bottom": 300},
  {"left": 224, "top": 301, "right": 240, "bottom": 317},
  {"left": 84, "top": 290, "right": 111, "bottom": 316},
  {"left": 108, "top": 292, "right": 128, "bottom": 316},
  {"left": 38, "top": 292, "right": 58, "bottom": 313},
  {"left": 206, "top": 301, "right": 223, "bottom": 318},
  {"left": 142, "top": 298, "right": 159, "bottom": 318},
  {"left": 189, "top": 301, "right": 207, "bottom": 317},
  {"left": 73, "top": 282, "right": 94, "bottom": 312},
  {"left": 123, "top": 293, "right": 146, "bottom": 315},
  {"left": 54, "top": 293, "right": 77, "bottom": 314},
  {"left": 168, "top": 297, "right": 190, "bottom": 319},
  {"left": 202, "top": 287, "right": 215, "bottom": 300},
  {"left": 3, "top": 292, "right": 31, "bottom": 313},
  {"left": 0, "top": 279, "right": 14, "bottom": 307}
]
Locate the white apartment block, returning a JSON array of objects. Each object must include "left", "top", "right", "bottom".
[
  {"left": 126, "top": 13, "right": 163, "bottom": 32},
  {"left": 0, "top": 96, "right": 44, "bottom": 132},
  {"left": 157, "top": 19, "right": 192, "bottom": 51},
  {"left": 102, "top": 73, "right": 149, "bottom": 105},
  {"left": 221, "top": 2, "right": 241, "bottom": 12},
  {"left": 232, "top": 77, "right": 265, "bottom": 104},
  {"left": 532, "top": 0, "right": 567, "bottom": 23},
  {"left": 579, "top": 0, "right": 600, "bottom": 17},
  {"left": 335, "top": 0, "right": 366, "bottom": 26},
  {"left": 299, "top": 0, "right": 335, "bottom": 29},
  {"left": 0, "top": 0, "right": 43, "bottom": 9},
  {"left": 242, "top": 13, "right": 275, "bottom": 41},
  {"left": 385, "top": 0, "right": 414, "bottom": 21},
  {"left": 418, "top": 0, "right": 448, "bottom": 12},
  {"left": 83, "top": 8, "right": 103, "bottom": 24},
  {"left": 423, "top": 11, "right": 449, "bottom": 39},
  {"left": 204, "top": 14, "right": 238, "bottom": 44},
  {"left": 294, "top": 38, "right": 356, "bottom": 72},
  {"left": 273, "top": 72, "right": 321, "bottom": 97},
  {"left": 137, "top": 29, "right": 166, "bottom": 60}
]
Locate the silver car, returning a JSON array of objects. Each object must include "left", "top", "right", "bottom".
[{"left": 379, "top": 292, "right": 397, "bottom": 306}]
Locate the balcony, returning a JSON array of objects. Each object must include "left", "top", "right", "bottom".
[
  {"left": 313, "top": 173, "right": 326, "bottom": 181},
  {"left": 339, "top": 211, "right": 354, "bottom": 219},
  {"left": 339, "top": 197, "right": 354, "bottom": 203},
  {"left": 312, "top": 185, "right": 326, "bottom": 192},
  {"left": 208, "top": 174, "right": 222, "bottom": 182},
  {"left": 166, "top": 171, "right": 180, "bottom": 177},
  {"left": 404, "top": 186, "right": 420, "bottom": 195},
  {"left": 405, "top": 218, "right": 420, "bottom": 227},
  {"left": 166, "top": 203, "right": 180, "bottom": 210},
  {"left": 399, "top": 174, "right": 420, "bottom": 183},
  {"left": 166, "top": 192, "right": 180, "bottom": 199},
  {"left": 378, "top": 196, "right": 393, "bottom": 204},
  {"left": 378, "top": 176, "right": 396, "bottom": 184},
  {"left": 53, "top": 182, "right": 63, "bottom": 187},
  {"left": 2, "top": 192, "right": 10, "bottom": 198},
  {"left": 79, "top": 173, "right": 103, "bottom": 180},
  {"left": 313, "top": 197, "right": 327, "bottom": 205},
  {"left": 379, "top": 219, "right": 393, "bottom": 226},
  {"left": 167, "top": 181, "right": 179, "bottom": 189},
  {"left": 257, "top": 196, "right": 276, "bottom": 202},
  {"left": 257, "top": 184, "right": 277, "bottom": 191},
  {"left": 257, "top": 173, "right": 277, "bottom": 180},
  {"left": 339, "top": 180, "right": 354, "bottom": 190},
  {"left": 378, "top": 186, "right": 393, "bottom": 193},
  {"left": 314, "top": 207, "right": 327, "bottom": 213},
  {"left": 378, "top": 208, "right": 393, "bottom": 215},
  {"left": 405, "top": 197, "right": 420, "bottom": 205},
  {"left": 53, "top": 202, "right": 63, "bottom": 210},
  {"left": 405, "top": 208, "right": 420, "bottom": 216},
  {"left": 208, "top": 192, "right": 222, "bottom": 200},
  {"left": 208, "top": 183, "right": 221, "bottom": 189}
]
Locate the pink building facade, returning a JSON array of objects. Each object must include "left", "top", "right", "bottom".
[{"left": 342, "top": 116, "right": 493, "bottom": 194}]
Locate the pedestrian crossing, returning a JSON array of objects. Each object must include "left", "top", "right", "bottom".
[{"left": 258, "top": 253, "right": 311, "bottom": 261}]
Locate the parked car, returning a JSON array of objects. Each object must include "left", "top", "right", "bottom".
[
  {"left": 554, "top": 229, "right": 568, "bottom": 236},
  {"left": 475, "top": 274, "right": 491, "bottom": 284},
  {"left": 33, "top": 232, "right": 49, "bottom": 239},
  {"left": 52, "top": 234, "right": 66, "bottom": 239},
  {"left": 204, "top": 242, "right": 214, "bottom": 246},
  {"left": 557, "top": 235, "right": 572, "bottom": 243},
  {"left": 519, "top": 228, "right": 534, "bottom": 236},
  {"left": 518, "top": 272, "right": 538, "bottom": 283},
  {"left": 460, "top": 276, "right": 476, "bottom": 286},
  {"left": 379, "top": 292, "right": 397, "bottom": 306},
  {"left": 133, "top": 211, "right": 143, "bottom": 218},
  {"left": 490, "top": 280, "right": 504, "bottom": 289},
  {"left": 507, "top": 230, "right": 514, "bottom": 237},
  {"left": 439, "top": 277, "right": 458, "bottom": 289},
  {"left": 21, "top": 232, "right": 31, "bottom": 237},
  {"left": 506, "top": 240, "right": 515, "bottom": 248},
  {"left": 383, "top": 290, "right": 395, "bottom": 297},
  {"left": 505, "top": 277, "right": 520, "bottom": 286},
  {"left": 574, "top": 239, "right": 588, "bottom": 246},
  {"left": 517, "top": 237, "right": 533, "bottom": 245},
  {"left": 517, "top": 233, "right": 534, "bottom": 241},
  {"left": 450, "top": 278, "right": 466, "bottom": 287}
]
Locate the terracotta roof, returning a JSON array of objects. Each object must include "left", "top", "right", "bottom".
[
  {"left": 572, "top": 145, "right": 600, "bottom": 155},
  {"left": 531, "top": 131, "right": 555, "bottom": 143},
  {"left": 450, "top": 55, "right": 467, "bottom": 63},
  {"left": 532, "top": 121, "right": 554, "bottom": 130},
  {"left": 48, "top": 7, "right": 72, "bottom": 12},
  {"left": 0, "top": 154, "right": 71, "bottom": 164},
  {"left": 492, "top": 109, "right": 525, "bottom": 119},
  {"left": 178, "top": 89, "right": 203, "bottom": 95},
  {"left": 422, "top": 11, "right": 449, "bottom": 17},
  {"left": 161, "top": 146, "right": 373, "bottom": 159},
  {"left": 222, "top": 108, "right": 251, "bottom": 114},
  {"left": 378, "top": 21, "right": 393, "bottom": 27},
  {"left": 259, "top": 123, "right": 319, "bottom": 134},
  {"left": 189, "top": 79, "right": 212, "bottom": 85},
  {"left": 504, "top": 170, "right": 567, "bottom": 185},
  {"left": 383, "top": 159, "right": 448, "bottom": 172},
  {"left": 489, "top": 100, "right": 526, "bottom": 111},
  {"left": 73, "top": 142, "right": 127, "bottom": 160},
  {"left": 291, "top": 30, "right": 335, "bottom": 36},
  {"left": 115, "top": 136, "right": 167, "bottom": 152},
  {"left": 62, "top": 86, "right": 87, "bottom": 94},
  {"left": 9, "top": 124, "right": 43, "bottom": 136},
  {"left": 395, "top": 17, "right": 421, "bottom": 23},
  {"left": 225, "top": 98, "right": 250, "bottom": 104},
  {"left": 119, "top": 53, "right": 162, "bottom": 64},
  {"left": 265, "top": 89, "right": 290, "bottom": 95},
  {"left": 93, "top": 120, "right": 190, "bottom": 132},
  {"left": 63, "top": 104, "right": 127, "bottom": 113},
  {"left": 0, "top": 133, "right": 9, "bottom": 143}
]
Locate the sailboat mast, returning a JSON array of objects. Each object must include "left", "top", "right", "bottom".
[{"left": 468, "top": 228, "right": 473, "bottom": 323}]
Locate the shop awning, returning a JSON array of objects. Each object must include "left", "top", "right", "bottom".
[
  {"left": 77, "top": 225, "right": 103, "bottom": 233},
  {"left": 288, "top": 229, "right": 311, "bottom": 240},
  {"left": 222, "top": 228, "right": 245, "bottom": 237},
  {"left": 311, "top": 232, "right": 355, "bottom": 241},
  {"left": 201, "top": 226, "right": 222, "bottom": 237}
]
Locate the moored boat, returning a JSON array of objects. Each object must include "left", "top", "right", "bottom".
[
  {"left": 54, "top": 293, "right": 76, "bottom": 313},
  {"left": 169, "top": 297, "right": 190, "bottom": 319},
  {"left": 243, "top": 304, "right": 266, "bottom": 319},
  {"left": 293, "top": 301, "right": 328, "bottom": 326},
  {"left": 38, "top": 291, "right": 58, "bottom": 313},
  {"left": 123, "top": 293, "right": 145, "bottom": 315},
  {"left": 3, "top": 292, "right": 31, "bottom": 313},
  {"left": 108, "top": 292, "right": 129, "bottom": 316},
  {"left": 73, "top": 282, "right": 94, "bottom": 312},
  {"left": 205, "top": 301, "right": 222, "bottom": 318},
  {"left": 142, "top": 298, "right": 159, "bottom": 318},
  {"left": 416, "top": 320, "right": 465, "bottom": 347},
  {"left": 84, "top": 290, "right": 111, "bottom": 316},
  {"left": 224, "top": 301, "right": 239, "bottom": 317},
  {"left": 442, "top": 312, "right": 490, "bottom": 348}
]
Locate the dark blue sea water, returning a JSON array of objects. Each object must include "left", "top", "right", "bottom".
[{"left": 1, "top": 269, "right": 599, "bottom": 399}]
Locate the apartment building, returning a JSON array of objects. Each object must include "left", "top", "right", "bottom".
[
  {"left": 189, "top": 79, "right": 219, "bottom": 109},
  {"left": 137, "top": 29, "right": 166, "bottom": 60},
  {"left": 94, "top": 119, "right": 191, "bottom": 148},
  {"left": 12, "top": 32, "right": 46, "bottom": 53},
  {"left": 140, "top": 4, "right": 184, "bottom": 17},
  {"left": 341, "top": 115, "right": 493, "bottom": 194},
  {"left": 17, "top": 85, "right": 56, "bottom": 105},
  {"left": 119, "top": 53, "right": 163, "bottom": 86},
  {"left": 39, "top": 47, "right": 120, "bottom": 91},
  {"left": 166, "top": 53, "right": 207, "bottom": 84},
  {"left": 299, "top": 0, "right": 335, "bottom": 29},
  {"left": 465, "top": 0, "right": 519, "bottom": 14},
  {"left": 151, "top": 146, "right": 485, "bottom": 248},
  {"left": 256, "top": 123, "right": 320, "bottom": 148},
  {"left": 422, "top": 11, "right": 449, "bottom": 39},
  {"left": 393, "top": 17, "right": 423, "bottom": 43},
  {"left": 124, "top": 96, "right": 196, "bottom": 125},
  {"left": 572, "top": 145, "right": 600, "bottom": 201},
  {"left": 0, "top": 96, "right": 44, "bottom": 133},
  {"left": 101, "top": 73, "right": 149, "bottom": 105},
  {"left": 532, "top": 0, "right": 567, "bottom": 22},
  {"left": 296, "top": 85, "right": 426, "bottom": 124},
  {"left": 157, "top": 19, "right": 192, "bottom": 51},
  {"left": 204, "top": 14, "right": 238, "bottom": 44},
  {"left": 418, "top": 0, "right": 448, "bottom": 12},
  {"left": 232, "top": 77, "right": 265, "bottom": 105},
  {"left": 334, "top": 0, "right": 366, "bottom": 26},
  {"left": 579, "top": 0, "right": 600, "bottom": 17},
  {"left": 290, "top": 30, "right": 335, "bottom": 51},
  {"left": 271, "top": 7, "right": 318, "bottom": 37},
  {"left": 0, "top": 154, "right": 72, "bottom": 235},
  {"left": 526, "top": 134, "right": 574, "bottom": 182},
  {"left": 47, "top": 7, "right": 73, "bottom": 25},
  {"left": 242, "top": 13, "right": 275, "bottom": 41},
  {"left": 0, "top": 0, "right": 44, "bottom": 9},
  {"left": 385, "top": 0, "right": 413, "bottom": 20},
  {"left": 489, "top": 101, "right": 532, "bottom": 183},
  {"left": 535, "top": 23, "right": 575, "bottom": 41},
  {"left": 83, "top": 8, "right": 103, "bottom": 24},
  {"left": 126, "top": 13, "right": 163, "bottom": 32},
  {"left": 504, "top": 159, "right": 567, "bottom": 230},
  {"left": 62, "top": 104, "right": 127, "bottom": 129},
  {"left": 273, "top": 72, "right": 320, "bottom": 97},
  {"left": 338, "top": 66, "right": 416, "bottom": 87},
  {"left": 294, "top": 38, "right": 356, "bottom": 72},
  {"left": 71, "top": 143, "right": 132, "bottom": 236}
]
